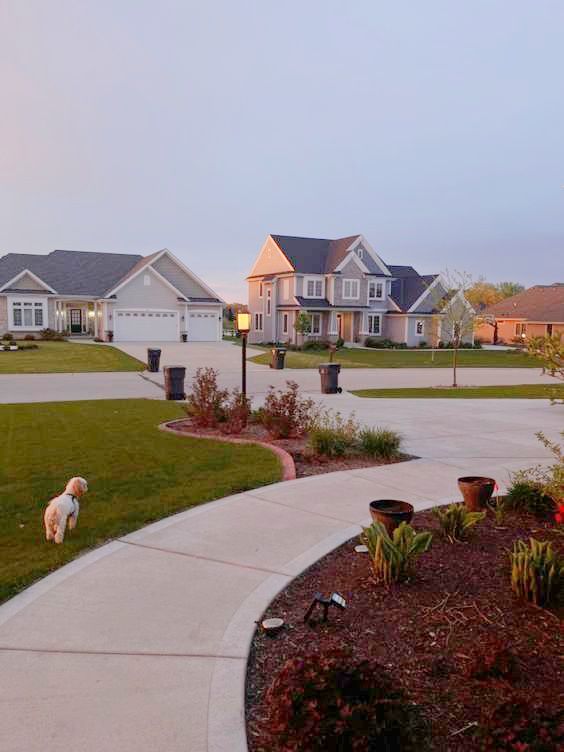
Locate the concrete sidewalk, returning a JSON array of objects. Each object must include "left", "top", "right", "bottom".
[{"left": 0, "top": 397, "right": 560, "bottom": 752}]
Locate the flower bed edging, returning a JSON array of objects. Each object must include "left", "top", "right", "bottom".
[{"left": 159, "top": 419, "right": 297, "bottom": 481}]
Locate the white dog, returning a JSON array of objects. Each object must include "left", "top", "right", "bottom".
[{"left": 44, "top": 477, "right": 88, "bottom": 544}]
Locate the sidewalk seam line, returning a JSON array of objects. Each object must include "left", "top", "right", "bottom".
[
  {"left": 0, "top": 646, "right": 245, "bottom": 660},
  {"left": 244, "top": 491, "right": 363, "bottom": 525}
]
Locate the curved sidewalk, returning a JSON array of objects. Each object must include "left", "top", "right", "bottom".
[{"left": 0, "top": 399, "right": 561, "bottom": 752}]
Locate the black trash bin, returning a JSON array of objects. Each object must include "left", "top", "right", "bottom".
[
  {"left": 318, "top": 363, "right": 342, "bottom": 394},
  {"left": 164, "top": 366, "right": 186, "bottom": 400},
  {"left": 147, "top": 348, "right": 162, "bottom": 373},
  {"left": 270, "top": 347, "right": 287, "bottom": 370}
]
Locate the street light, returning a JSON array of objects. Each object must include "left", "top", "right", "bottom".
[{"left": 236, "top": 311, "right": 251, "bottom": 398}]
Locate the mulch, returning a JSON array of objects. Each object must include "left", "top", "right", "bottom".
[
  {"left": 171, "top": 418, "right": 413, "bottom": 478},
  {"left": 246, "top": 509, "right": 564, "bottom": 751}
]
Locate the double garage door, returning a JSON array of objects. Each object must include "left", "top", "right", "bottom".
[{"left": 114, "top": 309, "right": 219, "bottom": 342}]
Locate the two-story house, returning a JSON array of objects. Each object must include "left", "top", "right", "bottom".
[{"left": 247, "top": 234, "right": 473, "bottom": 347}]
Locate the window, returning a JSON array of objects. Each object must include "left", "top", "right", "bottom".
[
  {"left": 368, "top": 281, "right": 384, "bottom": 299},
  {"left": 143, "top": 274, "right": 151, "bottom": 286},
  {"left": 515, "top": 323, "right": 527, "bottom": 337},
  {"left": 547, "top": 324, "right": 553, "bottom": 336},
  {"left": 266, "top": 289, "right": 272, "bottom": 316},
  {"left": 259, "top": 282, "right": 263, "bottom": 298},
  {"left": 254, "top": 313, "right": 263, "bottom": 331},
  {"left": 282, "top": 313, "right": 289, "bottom": 334},
  {"left": 357, "top": 248, "right": 363, "bottom": 260},
  {"left": 343, "top": 279, "right": 359, "bottom": 299},
  {"left": 311, "top": 313, "right": 321, "bottom": 335},
  {"left": 305, "top": 277, "right": 324, "bottom": 298},
  {"left": 9, "top": 298, "right": 47, "bottom": 330},
  {"left": 367, "top": 314, "right": 381, "bottom": 335},
  {"left": 416, "top": 320, "right": 424, "bottom": 336}
]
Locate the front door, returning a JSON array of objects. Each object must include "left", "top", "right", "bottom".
[{"left": 70, "top": 309, "right": 82, "bottom": 334}]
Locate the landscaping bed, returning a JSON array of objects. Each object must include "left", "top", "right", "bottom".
[
  {"left": 246, "top": 508, "right": 563, "bottom": 751},
  {"left": 170, "top": 417, "right": 413, "bottom": 478}
]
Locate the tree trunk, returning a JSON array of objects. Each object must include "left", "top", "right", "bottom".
[{"left": 452, "top": 346, "right": 458, "bottom": 387}]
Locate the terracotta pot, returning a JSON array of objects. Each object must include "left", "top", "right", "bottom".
[
  {"left": 458, "top": 476, "right": 496, "bottom": 512},
  {"left": 369, "top": 500, "right": 414, "bottom": 535}
]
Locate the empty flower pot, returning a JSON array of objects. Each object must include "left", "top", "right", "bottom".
[
  {"left": 369, "top": 500, "right": 414, "bottom": 534},
  {"left": 458, "top": 476, "right": 496, "bottom": 512}
]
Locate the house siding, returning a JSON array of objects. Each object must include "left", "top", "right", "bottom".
[
  {"left": 250, "top": 238, "right": 293, "bottom": 276},
  {"left": 383, "top": 314, "right": 406, "bottom": 343},
  {"left": 10, "top": 273, "right": 47, "bottom": 291},
  {"left": 152, "top": 256, "right": 211, "bottom": 299},
  {"left": 475, "top": 319, "right": 564, "bottom": 344},
  {"left": 0, "top": 297, "right": 8, "bottom": 333},
  {"left": 114, "top": 271, "right": 181, "bottom": 309}
]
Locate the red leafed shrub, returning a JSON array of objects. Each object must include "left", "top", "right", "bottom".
[
  {"left": 264, "top": 651, "right": 426, "bottom": 751},
  {"left": 464, "top": 636, "right": 519, "bottom": 681},
  {"left": 186, "top": 367, "right": 228, "bottom": 428},
  {"left": 478, "top": 693, "right": 564, "bottom": 751},
  {"left": 261, "top": 381, "right": 315, "bottom": 439},
  {"left": 219, "top": 389, "right": 250, "bottom": 435}
]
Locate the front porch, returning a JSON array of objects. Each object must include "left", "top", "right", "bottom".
[
  {"left": 287, "top": 308, "right": 379, "bottom": 345},
  {"left": 54, "top": 300, "right": 104, "bottom": 338}
]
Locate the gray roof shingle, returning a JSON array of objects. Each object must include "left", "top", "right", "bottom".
[
  {"left": 0, "top": 250, "right": 143, "bottom": 297},
  {"left": 387, "top": 265, "right": 439, "bottom": 312}
]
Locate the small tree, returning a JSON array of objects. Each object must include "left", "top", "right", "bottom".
[
  {"left": 429, "top": 270, "right": 475, "bottom": 387},
  {"left": 294, "top": 312, "right": 312, "bottom": 344},
  {"left": 497, "top": 280, "right": 525, "bottom": 299},
  {"left": 527, "top": 335, "right": 563, "bottom": 381}
]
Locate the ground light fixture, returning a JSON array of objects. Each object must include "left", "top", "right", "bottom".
[
  {"left": 304, "top": 591, "right": 347, "bottom": 624},
  {"left": 236, "top": 311, "right": 251, "bottom": 398}
]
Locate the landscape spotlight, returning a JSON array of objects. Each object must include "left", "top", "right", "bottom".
[{"left": 304, "top": 591, "right": 347, "bottom": 624}]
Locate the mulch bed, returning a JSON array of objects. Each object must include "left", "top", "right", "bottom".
[
  {"left": 171, "top": 418, "right": 413, "bottom": 478},
  {"left": 246, "top": 509, "right": 564, "bottom": 751}
]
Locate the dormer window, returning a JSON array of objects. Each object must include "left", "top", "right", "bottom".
[{"left": 305, "top": 277, "right": 324, "bottom": 298}]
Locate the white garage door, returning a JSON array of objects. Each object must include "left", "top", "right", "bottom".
[
  {"left": 187, "top": 310, "right": 218, "bottom": 341},
  {"left": 114, "top": 310, "right": 179, "bottom": 342}
]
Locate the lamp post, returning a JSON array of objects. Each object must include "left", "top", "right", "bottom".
[{"left": 236, "top": 311, "right": 251, "bottom": 398}]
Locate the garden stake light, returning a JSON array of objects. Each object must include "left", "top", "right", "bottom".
[{"left": 304, "top": 592, "right": 347, "bottom": 624}]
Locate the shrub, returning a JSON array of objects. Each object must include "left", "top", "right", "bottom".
[
  {"left": 477, "top": 693, "right": 564, "bottom": 751},
  {"left": 262, "top": 381, "right": 315, "bottom": 438},
  {"left": 23, "top": 334, "right": 35, "bottom": 341},
  {"left": 2, "top": 332, "right": 14, "bottom": 342},
  {"left": 361, "top": 521, "right": 433, "bottom": 586},
  {"left": 218, "top": 389, "right": 250, "bottom": 434},
  {"left": 39, "top": 328, "right": 58, "bottom": 340},
  {"left": 186, "top": 367, "right": 228, "bottom": 428},
  {"left": 302, "top": 340, "right": 329, "bottom": 351},
  {"left": 504, "top": 478, "right": 555, "bottom": 518},
  {"left": 265, "top": 651, "right": 426, "bottom": 752},
  {"left": 359, "top": 428, "right": 401, "bottom": 459},
  {"left": 418, "top": 340, "right": 428, "bottom": 348},
  {"left": 510, "top": 538, "right": 563, "bottom": 608},
  {"left": 308, "top": 411, "right": 360, "bottom": 457},
  {"left": 335, "top": 337, "right": 344, "bottom": 349},
  {"left": 93, "top": 337, "right": 104, "bottom": 343},
  {"left": 433, "top": 503, "right": 485, "bottom": 543}
]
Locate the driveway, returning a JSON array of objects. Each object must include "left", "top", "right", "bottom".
[
  {"left": 0, "top": 340, "right": 554, "bottom": 404},
  {"left": 0, "top": 397, "right": 561, "bottom": 752}
]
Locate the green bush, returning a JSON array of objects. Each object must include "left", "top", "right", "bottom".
[
  {"left": 335, "top": 337, "right": 344, "bottom": 349},
  {"left": 505, "top": 478, "right": 555, "bottom": 518},
  {"left": 2, "top": 332, "right": 14, "bottom": 342},
  {"left": 302, "top": 340, "right": 329, "bottom": 351},
  {"left": 433, "top": 503, "right": 485, "bottom": 543},
  {"left": 362, "top": 521, "right": 433, "bottom": 585},
  {"left": 418, "top": 340, "right": 428, "bottom": 348},
  {"left": 510, "top": 538, "right": 563, "bottom": 608},
  {"left": 359, "top": 428, "right": 401, "bottom": 459},
  {"left": 308, "top": 411, "right": 359, "bottom": 457}
]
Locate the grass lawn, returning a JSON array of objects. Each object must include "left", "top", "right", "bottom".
[
  {"left": 351, "top": 384, "right": 564, "bottom": 399},
  {"left": 0, "top": 341, "right": 145, "bottom": 374},
  {"left": 249, "top": 348, "right": 539, "bottom": 369},
  {"left": 0, "top": 399, "right": 282, "bottom": 603}
]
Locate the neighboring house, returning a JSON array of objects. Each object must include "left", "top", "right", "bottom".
[
  {"left": 475, "top": 283, "right": 564, "bottom": 344},
  {"left": 0, "top": 248, "right": 224, "bottom": 342},
  {"left": 246, "top": 234, "right": 473, "bottom": 346}
]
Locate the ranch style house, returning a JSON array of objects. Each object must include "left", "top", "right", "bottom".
[{"left": 0, "top": 248, "right": 224, "bottom": 342}]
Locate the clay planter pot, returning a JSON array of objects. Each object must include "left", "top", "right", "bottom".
[
  {"left": 458, "top": 476, "right": 496, "bottom": 512},
  {"left": 369, "top": 500, "right": 414, "bottom": 535}
]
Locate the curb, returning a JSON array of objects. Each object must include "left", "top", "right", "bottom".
[{"left": 158, "top": 419, "right": 297, "bottom": 482}]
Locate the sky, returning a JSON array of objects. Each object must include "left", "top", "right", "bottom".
[{"left": 1, "top": 1, "right": 562, "bottom": 302}]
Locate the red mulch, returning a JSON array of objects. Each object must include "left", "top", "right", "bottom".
[
  {"left": 246, "top": 509, "right": 564, "bottom": 751},
  {"left": 172, "top": 418, "right": 413, "bottom": 478}
]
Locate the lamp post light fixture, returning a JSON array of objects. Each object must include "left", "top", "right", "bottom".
[{"left": 236, "top": 311, "right": 251, "bottom": 398}]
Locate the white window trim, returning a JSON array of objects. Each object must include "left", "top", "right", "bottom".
[
  {"left": 369, "top": 280, "right": 384, "bottom": 300},
  {"left": 304, "top": 276, "right": 325, "bottom": 299},
  {"left": 363, "top": 313, "right": 381, "bottom": 336},
  {"left": 415, "top": 319, "right": 425, "bottom": 336},
  {"left": 8, "top": 295, "right": 48, "bottom": 331},
  {"left": 342, "top": 278, "right": 360, "bottom": 300},
  {"left": 310, "top": 312, "right": 322, "bottom": 335}
]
